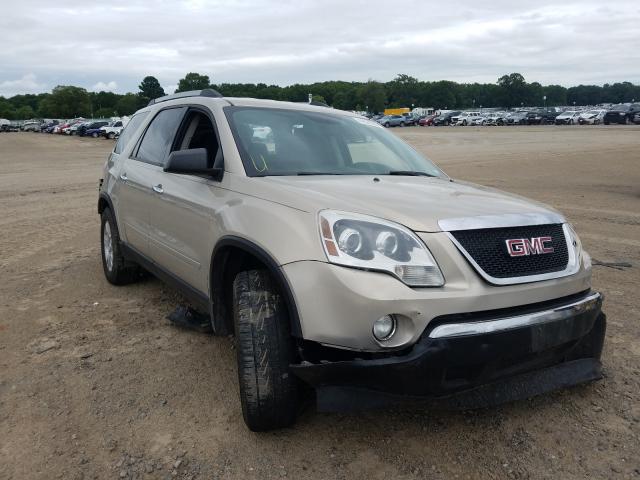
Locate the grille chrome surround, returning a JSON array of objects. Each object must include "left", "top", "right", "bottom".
[{"left": 444, "top": 223, "right": 580, "bottom": 285}]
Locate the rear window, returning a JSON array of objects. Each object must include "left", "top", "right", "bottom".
[{"left": 114, "top": 112, "right": 149, "bottom": 154}]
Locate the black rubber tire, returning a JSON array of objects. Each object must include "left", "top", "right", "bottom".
[
  {"left": 399, "top": 122, "right": 405, "bottom": 127},
  {"left": 233, "top": 270, "right": 298, "bottom": 431},
  {"left": 100, "top": 208, "right": 141, "bottom": 285},
  {"left": 107, "top": 132, "right": 115, "bottom": 139},
  {"left": 384, "top": 122, "right": 390, "bottom": 127}
]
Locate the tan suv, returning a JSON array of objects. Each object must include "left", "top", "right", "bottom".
[{"left": 98, "top": 89, "right": 605, "bottom": 431}]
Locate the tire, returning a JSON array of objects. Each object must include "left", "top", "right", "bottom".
[
  {"left": 462, "top": 120, "right": 467, "bottom": 126},
  {"left": 625, "top": 116, "right": 631, "bottom": 125},
  {"left": 399, "top": 122, "right": 405, "bottom": 127},
  {"left": 92, "top": 132, "right": 99, "bottom": 138},
  {"left": 233, "top": 269, "right": 298, "bottom": 431},
  {"left": 384, "top": 122, "right": 390, "bottom": 128},
  {"left": 444, "top": 120, "right": 450, "bottom": 126},
  {"left": 100, "top": 208, "right": 141, "bottom": 285},
  {"left": 107, "top": 132, "right": 115, "bottom": 139}
]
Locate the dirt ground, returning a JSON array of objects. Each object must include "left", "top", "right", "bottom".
[{"left": 1, "top": 126, "right": 639, "bottom": 480}]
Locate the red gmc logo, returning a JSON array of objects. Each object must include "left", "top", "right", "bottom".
[{"left": 506, "top": 237, "right": 554, "bottom": 257}]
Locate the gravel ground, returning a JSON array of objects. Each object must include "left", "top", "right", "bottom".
[{"left": 1, "top": 126, "right": 639, "bottom": 480}]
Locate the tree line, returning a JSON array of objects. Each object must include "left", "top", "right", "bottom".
[{"left": 1, "top": 72, "right": 638, "bottom": 120}]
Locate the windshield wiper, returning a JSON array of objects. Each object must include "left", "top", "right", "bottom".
[
  {"left": 296, "top": 172, "right": 346, "bottom": 176},
  {"left": 388, "top": 170, "right": 437, "bottom": 177}
]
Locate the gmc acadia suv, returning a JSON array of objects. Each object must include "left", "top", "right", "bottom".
[{"left": 98, "top": 89, "right": 606, "bottom": 431}]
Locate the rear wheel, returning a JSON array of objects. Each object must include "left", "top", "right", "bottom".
[
  {"left": 384, "top": 122, "right": 390, "bottom": 127},
  {"left": 233, "top": 270, "right": 298, "bottom": 431},
  {"left": 107, "top": 132, "right": 115, "bottom": 139},
  {"left": 100, "top": 208, "right": 141, "bottom": 285},
  {"left": 399, "top": 122, "right": 405, "bottom": 127}
]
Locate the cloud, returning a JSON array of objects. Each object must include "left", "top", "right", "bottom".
[
  {"left": 0, "top": 0, "right": 638, "bottom": 96},
  {"left": 91, "top": 81, "right": 118, "bottom": 92},
  {"left": 0, "top": 73, "right": 46, "bottom": 97}
]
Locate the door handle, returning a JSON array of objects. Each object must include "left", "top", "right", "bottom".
[
  {"left": 152, "top": 184, "right": 164, "bottom": 194},
  {"left": 120, "top": 172, "right": 127, "bottom": 181}
]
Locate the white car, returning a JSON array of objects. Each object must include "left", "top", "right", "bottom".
[
  {"left": 452, "top": 111, "right": 482, "bottom": 126},
  {"left": 555, "top": 111, "right": 581, "bottom": 125},
  {"left": 22, "top": 121, "right": 41, "bottom": 132},
  {"left": 578, "top": 110, "right": 606, "bottom": 125},
  {"left": 100, "top": 119, "right": 127, "bottom": 139},
  {"left": 470, "top": 114, "right": 491, "bottom": 126}
]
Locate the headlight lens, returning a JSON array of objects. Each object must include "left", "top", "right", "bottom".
[{"left": 319, "top": 210, "right": 445, "bottom": 287}]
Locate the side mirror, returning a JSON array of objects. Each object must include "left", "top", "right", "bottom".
[{"left": 164, "top": 148, "right": 222, "bottom": 179}]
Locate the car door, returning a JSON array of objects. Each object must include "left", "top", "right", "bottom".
[
  {"left": 110, "top": 112, "right": 151, "bottom": 254},
  {"left": 145, "top": 108, "right": 224, "bottom": 294},
  {"left": 118, "top": 107, "right": 187, "bottom": 258}
]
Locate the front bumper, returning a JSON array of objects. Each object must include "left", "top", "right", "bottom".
[{"left": 291, "top": 291, "right": 605, "bottom": 410}]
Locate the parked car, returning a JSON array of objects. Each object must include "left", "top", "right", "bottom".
[
  {"left": 603, "top": 104, "right": 640, "bottom": 125},
  {"left": 555, "top": 111, "right": 581, "bottom": 125},
  {"left": 484, "top": 112, "right": 507, "bottom": 126},
  {"left": 78, "top": 121, "right": 109, "bottom": 136},
  {"left": 0, "top": 119, "right": 10, "bottom": 132},
  {"left": 432, "top": 111, "right": 461, "bottom": 126},
  {"left": 401, "top": 113, "right": 418, "bottom": 126},
  {"left": 452, "top": 111, "right": 482, "bottom": 126},
  {"left": 418, "top": 114, "right": 437, "bottom": 126},
  {"left": 99, "top": 89, "right": 605, "bottom": 431},
  {"left": 68, "top": 121, "right": 89, "bottom": 135},
  {"left": 100, "top": 120, "right": 125, "bottom": 139},
  {"left": 578, "top": 110, "right": 606, "bottom": 125},
  {"left": 22, "top": 121, "right": 41, "bottom": 132},
  {"left": 376, "top": 115, "right": 408, "bottom": 127},
  {"left": 40, "top": 120, "right": 59, "bottom": 133},
  {"left": 633, "top": 112, "right": 640, "bottom": 125},
  {"left": 505, "top": 111, "right": 528, "bottom": 125}
]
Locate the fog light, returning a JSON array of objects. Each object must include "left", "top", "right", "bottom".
[{"left": 373, "top": 315, "right": 396, "bottom": 341}]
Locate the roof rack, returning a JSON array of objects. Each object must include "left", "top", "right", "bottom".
[{"left": 148, "top": 88, "right": 223, "bottom": 106}]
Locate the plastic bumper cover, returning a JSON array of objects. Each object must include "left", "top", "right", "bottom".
[{"left": 291, "top": 291, "right": 605, "bottom": 411}]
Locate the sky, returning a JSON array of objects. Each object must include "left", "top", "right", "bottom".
[{"left": 1, "top": 0, "right": 639, "bottom": 97}]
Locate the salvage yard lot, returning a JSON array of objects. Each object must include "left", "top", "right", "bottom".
[{"left": 1, "top": 126, "right": 639, "bottom": 479}]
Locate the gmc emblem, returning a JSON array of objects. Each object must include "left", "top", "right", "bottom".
[{"left": 506, "top": 237, "right": 554, "bottom": 257}]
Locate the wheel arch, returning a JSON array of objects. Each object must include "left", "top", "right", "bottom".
[{"left": 209, "top": 236, "right": 303, "bottom": 338}]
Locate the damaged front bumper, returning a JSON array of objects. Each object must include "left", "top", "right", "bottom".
[{"left": 291, "top": 291, "right": 605, "bottom": 411}]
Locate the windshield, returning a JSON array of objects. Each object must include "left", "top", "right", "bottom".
[{"left": 225, "top": 107, "right": 446, "bottom": 178}]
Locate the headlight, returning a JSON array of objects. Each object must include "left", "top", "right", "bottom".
[
  {"left": 319, "top": 210, "right": 445, "bottom": 287},
  {"left": 619, "top": 112, "right": 625, "bottom": 115}
]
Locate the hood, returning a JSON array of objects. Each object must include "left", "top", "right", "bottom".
[{"left": 250, "top": 175, "right": 561, "bottom": 232}]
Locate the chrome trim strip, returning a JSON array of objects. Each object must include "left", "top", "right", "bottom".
[
  {"left": 445, "top": 223, "right": 580, "bottom": 285},
  {"left": 438, "top": 212, "right": 566, "bottom": 232},
  {"left": 428, "top": 292, "right": 601, "bottom": 339}
]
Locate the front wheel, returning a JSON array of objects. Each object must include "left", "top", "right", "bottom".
[
  {"left": 107, "top": 132, "right": 115, "bottom": 139},
  {"left": 399, "top": 122, "right": 405, "bottom": 127},
  {"left": 384, "top": 122, "right": 390, "bottom": 128},
  {"left": 233, "top": 270, "right": 298, "bottom": 431}
]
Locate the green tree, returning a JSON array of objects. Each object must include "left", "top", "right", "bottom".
[
  {"left": 0, "top": 97, "right": 15, "bottom": 119},
  {"left": 310, "top": 94, "right": 327, "bottom": 104},
  {"left": 176, "top": 73, "right": 211, "bottom": 93},
  {"left": 39, "top": 86, "right": 91, "bottom": 118},
  {"left": 115, "top": 93, "right": 145, "bottom": 116},
  {"left": 95, "top": 107, "right": 118, "bottom": 118},
  {"left": 497, "top": 73, "right": 528, "bottom": 108},
  {"left": 357, "top": 80, "right": 386, "bottom": 113},
  {"left": 138, "top": 76, "right": 165, "bottom": 101},
  {"left": 15, "top": 105, "right": 35, "bottom": 119}
]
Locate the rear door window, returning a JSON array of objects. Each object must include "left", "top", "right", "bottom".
[
  {"left": 114, "top": 112, "right": 149, "bottom": 154},
  {"left": 135, "top": 107, "right": 186, "bottom": 166}
]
